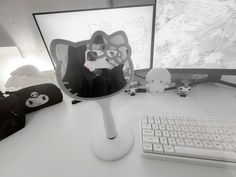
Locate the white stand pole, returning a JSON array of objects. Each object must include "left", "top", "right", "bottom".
[
  {"left": 98, "top": 98, "right": 117, "bottom": 139},
  {"left": 90, "top": 98, "right": 134, "bottom": 161}
]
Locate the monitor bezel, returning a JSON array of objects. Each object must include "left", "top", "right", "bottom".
[{"left": 33, "top": 4, "right": 155, "bottom": 71}]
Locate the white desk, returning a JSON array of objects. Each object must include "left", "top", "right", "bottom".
[{"left": 0, "top": 83, "right": 236, "bottom": 177}]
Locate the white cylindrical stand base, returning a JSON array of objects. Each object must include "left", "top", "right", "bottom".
[{"left": 90, "top": 122, "right": 134, "bottom": 161}]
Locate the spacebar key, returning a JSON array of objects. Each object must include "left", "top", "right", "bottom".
[{"left": 175, "top": 146, "right": 236, "bottom": 162}]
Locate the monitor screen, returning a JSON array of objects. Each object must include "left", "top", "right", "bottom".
[
  {"left": 153, "top": 0, "right": 236, "bottom": 70},
  {"left": 34, "top": 5, "right": 154, "bottom": 70}
]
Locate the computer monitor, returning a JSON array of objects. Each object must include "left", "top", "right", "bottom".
[
  {"left": 33, "top": 5, "right": 154, "bottom": 71},
  {"left": 152, "top": 0, "right": 236, "bottom": 87}
]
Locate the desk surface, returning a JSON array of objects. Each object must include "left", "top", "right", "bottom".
[{"left": 0, "top": 83, "right": 236, "bottom": 177}]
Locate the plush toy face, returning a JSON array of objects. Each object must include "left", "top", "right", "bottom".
[
  {"left": 84, "top": 31, "right": 131, "bottom": 72},
  {"left": 25, "top": 91, "right": 49, "bottom": 108},
  {"left": 177, "top": 85, "right": 192, "bottom": 97},
  {"left": 145, "top": 68, "right": 171, "bottom": 94}
]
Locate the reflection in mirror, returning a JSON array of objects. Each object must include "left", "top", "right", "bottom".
[{"left": 50, "top": 31, "right": 133, "bottom": 99}]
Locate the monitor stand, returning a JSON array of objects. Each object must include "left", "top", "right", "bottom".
[
  {"left": 191, "top": 74, "right": 236, "bottom": 88},
  {"left": 134, "top": 70, "right": 236, "bottom": 90}
]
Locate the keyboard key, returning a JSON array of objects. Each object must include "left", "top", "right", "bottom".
[
  {"left": 175, "top": 120, "right": 182, "bottom": 125},
  {"left": 222, "top": 135, "right": 233, "bottom": 143},
  {"left": 223, "top": 129, "right": 233, "bottom": 135},
  {"left": 170, "top": 131, "right": 178, "bottom": 138},
  {"left": 202, "top": 134, "right": 212, "bottom": 141},
  {"left": 153, "top": 144, "right": 164, "bottom": 154},
  {"left": 159, "top": 125, "right": 166, "bottom": 130},
  {"left": 212, "top": 141, "right": 224, "bottom": 150},
  {"left": 189, "top": 126, "right": 197, "bottom": 132},
  {"left": 176, "top": 138, "right": 185, "bottom": 146},
  {"left": 231, "top": 136, "right": 236, "bottom": 143},
  {"left": 141, "top": 116, "right": 148, "bottom": 123},
  {"left": 163, "top": 145, "right": 175, "bottom": 154},
  {"left": 193, "top": 140, "right": 203, "bottom": 148},
  {"left": 186, "top": 132, "right": 194, "bottom": 139},
  {"left": 167, "top": 119, "right": 175, "bottom": 125},
  {"left": 196, "top": 127, "right": 205, "bottom": 133},
  {"left": 178, "top": 132, "right": 186, "bottom": 138},
  {"left": 148, "top": 117, "right": 154, "bottom": 124},
  {"left": 155, "top": 130, "right": 162, "bottom": 137},
  {"left": 174, "top": 146, "right": 236, "bottom": 162},
  {"left": 181, "top": 126, "right": 189, "bottom": 132},
  {"left": 232, "top": 143, "right": 236, "bottom": 150},
  {"left": 143, "top": 130, "right": 154, "bottom": 136},
  {"left": 222, "top": 143, "right": 234, "bottom": 151},
  {"left": 162, "top": 131, "right": 170, "bottom": 137},
  {"left": 161, "top": 119, "right": 168, "bottom": 124},
  {"left": 160, "top": 137, "right": 168, "bottom": 145},
  {"left": 212, "top": 134, "right": 222, "bottom": 141},
  {"left": 202, "top": 141, "right": 214, "bottom": 149},
  {"left": 143, "top": 143, "right": 153, "bottom": 153},
  {"left": 152, "top": 124, "right": 159, "bottom": 130},
  {"left": 143, "top": 136, "right": 159, "bottom": 144},
  {"left": 184, "top": 139, "right": 194, "bottom": 147},
  {"left": 168, "top": 138, "right": 176, "bottom": 146},
  {"left": 174, "top": 125, "right": 180, "bottom": 131},
  {"left": 166, "top": 125, "right": 174, "bottom": 131},
  {"left": 154, "top": 117, "right": 161, "bottom": 124},
  {"left": 142, "top": 124, "right": 151, "bottom": 129},
  {"left": 194, "top": 133, "right": 203, "bottom": 140}
]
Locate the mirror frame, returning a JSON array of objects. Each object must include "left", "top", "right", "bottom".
[{"left": 50, "top": 31, "right": 134, "bottom": 100}]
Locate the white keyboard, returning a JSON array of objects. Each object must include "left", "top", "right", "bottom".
[{"left": 141, "top": 115, "right": 236, "bottom": 165}]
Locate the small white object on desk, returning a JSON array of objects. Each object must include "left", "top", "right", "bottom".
[{"left": 145, "top": 68, "right": 171, "bottom": 94}]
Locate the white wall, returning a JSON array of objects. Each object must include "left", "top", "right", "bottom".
[
  {"left": 0, "top": 0, "right": 108, "bottom": 70},
  {"left": 0, "top": 23, "right": 15, "bottom": 47}
]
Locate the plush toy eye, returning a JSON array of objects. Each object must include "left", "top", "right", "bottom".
[
  {"left": 179, "top": 87, "right": 183, "bottom": 91},
  {"left": 160, "top": 80, "right": 163, "bottom": 83},
  {"left": 152, "top": 80, "right": 154, "bottom": 83},
  {"left": 31, "top": 92, "right": 39, "bottom": 98},
  {"left": 106, "top": 50, "right": 118, "bottom": 58},
  {"left": 188, "top": 88, "right": 192, "bottom": 91},
  {"left": 102, "top": 45, "right": 107, "bottom": 50},
  {"left": 42, "top": 96, "right": 46, "bottom": 100}
]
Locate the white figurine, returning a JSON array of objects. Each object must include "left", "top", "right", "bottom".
[{"left": 145, "top": 68, "right": 171, "bottom": 94}]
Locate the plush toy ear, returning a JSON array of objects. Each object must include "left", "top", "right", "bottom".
[
  {"left": 50, "top": 39, "right": 68, "bottom": 69},
  {"left": 89, "top": 31, "right": 130, "bottom": 47},
  {"left": 109, "top": 33, "right": 126, "bottom": 45},
  {"left": 89, "top": 31, "right": 108, "bottom": 47},
  {"left": 91, "top": 34, "right": 106, "bottom": 45}
]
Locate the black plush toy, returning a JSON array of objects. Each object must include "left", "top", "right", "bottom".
[
  {"left": 0, "top": 83, "right": 63, "bottom": 140},
  {"left": 0, "top": 94, "right": 25, "bottom": 140},
  {"left": 176, "top": 82, "right": 193, "bottom": 97},
  {"left": 7, "top": 83, "right": 63, "bottom": 113}
]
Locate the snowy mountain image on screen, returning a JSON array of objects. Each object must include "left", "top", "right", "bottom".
[{"left": 153, "top": 0, "right": 236, "bottom": 69}]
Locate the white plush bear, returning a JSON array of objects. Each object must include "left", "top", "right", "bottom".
[
  {"left": 5, "top": 65, "right": 55, "bottom": 91},
  {"left": 145, "top": 68, "right": 171, "bottom": 94}
]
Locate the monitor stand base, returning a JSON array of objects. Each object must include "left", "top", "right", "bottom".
[
  {"left": 165, "top": 74, "right": 236, "bottom": 90},
  {"left": 191, "top": 74, "right": 236, "bottom": 88}
]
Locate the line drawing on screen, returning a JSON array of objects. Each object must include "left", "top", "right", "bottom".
[{"left": 35, "top": 6, "right": 153, "bottom": 70}]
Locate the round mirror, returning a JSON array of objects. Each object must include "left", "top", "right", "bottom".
[{"left": 50, "top": 31, "right": 133, "bottom": 100}]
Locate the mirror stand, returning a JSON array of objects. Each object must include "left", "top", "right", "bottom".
[{"left": 90, "top": 98, "right": 134, "bottom": 161}]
